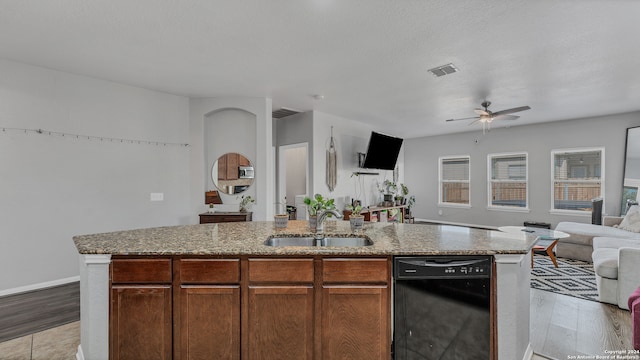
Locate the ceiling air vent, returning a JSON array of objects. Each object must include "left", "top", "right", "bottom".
[
  {"left": 272, "top": 107, "right": 301, "bottom": 119},
  {"left": 428, "top": 63, "right": 459, "bottom": 77}
]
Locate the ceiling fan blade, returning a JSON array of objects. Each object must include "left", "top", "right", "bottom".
[
  {"left": 468, "top": 119, "right": 481, "bottom": 126},
  {"left": 491, "top": 106, "right": 531, "bottom": 117},
  {"left": 474, "top": 108, "right": 489, "bottom": 116},
  {"left": 446, "top": 116, "right": 480, "bottom": 122},
  {"left": 493, "top": 114, "right": 520, "bottom": 121}
]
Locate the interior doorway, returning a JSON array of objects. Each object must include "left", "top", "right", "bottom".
[{"left": 278, "top": 143, "right": 309, "bottom": 219}]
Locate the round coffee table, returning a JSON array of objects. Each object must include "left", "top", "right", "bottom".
[{"left": 498, "top": 226, "right": 570, "bottom": 268}]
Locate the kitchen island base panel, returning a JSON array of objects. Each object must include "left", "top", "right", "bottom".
[
  {"left": 77, "top": 253, "right": 532, "bottom": 360},
  {"left": 495, "top": 253, "right": 533, "bottom": 360},
  {"left": 78, "top": 254, "right": 111, "bottom": 360}
]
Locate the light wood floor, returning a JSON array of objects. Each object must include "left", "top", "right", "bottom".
[{"left": 530, "top": 288, "right": 635, "bottom": 359}]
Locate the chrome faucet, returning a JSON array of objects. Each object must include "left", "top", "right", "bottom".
[{"left": 315, "top": 209, "right": 343, "bottom": 235}]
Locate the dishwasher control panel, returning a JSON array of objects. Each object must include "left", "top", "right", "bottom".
[{"left": 394, "top": 256, "right": 491, "bottom": 279}]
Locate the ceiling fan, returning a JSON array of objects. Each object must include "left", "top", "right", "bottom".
[{"left": 446, "top": 101, "right": 531, "bottom": 133}]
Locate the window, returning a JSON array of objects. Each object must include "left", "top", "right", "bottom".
[
  {"left": 488, "top": 153, "right": 528, "bottom": 210},
  {"left": 551, "top": 148, "right": 604, "bottom": 213},
  {"left": 439, "top": 156, "right": 470, "bottom": 206}
]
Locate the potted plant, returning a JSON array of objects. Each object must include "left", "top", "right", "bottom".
[
  {"left": 274, "top": 198, "right": 288, "bottom": 228},
  {"left": 303, "top": 194, "right": 336, "bottom": 230},
  {"left": 396, "top": 183, "right": 409, "bottom": 205},
  {"left": 383, "top": 180, "right": 397, "bottom": 205},
  {"left": 238, "top": 195, "right": 255, "bottom": 212},
  {"left": 406, "top": 195, "right": 416, "bottom": 222},
  {"left": 345, "top": 203, "right": 365, "bottom": 232}
]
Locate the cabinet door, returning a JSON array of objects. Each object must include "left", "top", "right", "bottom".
[
  {"left": 218, "top": 154, "right": 228, "bottom": 180},
  {"left": 180, "top": 286, "right": 240, "bottom": 360},
  {"left": 247, "top": 286, "right": 314, "bottom": 360},
  {"left": 226, "top": 153, "right": 239, "bottom": 180},
  {"left": 238, "top": 154, "right": 250, "bottom": 166},
  {"left": 110, "top": 285, "right": 172, "bottom": 360},
  {"left": 321, "top": 286, "right": 390, "bottom": 360}
]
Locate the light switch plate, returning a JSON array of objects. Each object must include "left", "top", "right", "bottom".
[{"left": 150, "top": 193, "right": 164, "bottom": 201}]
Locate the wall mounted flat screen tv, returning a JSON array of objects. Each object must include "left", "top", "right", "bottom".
[{"left": 361, "top": 131, "right": 403, "bottom": 170}]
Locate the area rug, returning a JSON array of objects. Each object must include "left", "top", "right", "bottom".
[{"left": 530, "top": 254, "right": 598, "bottom": 302}]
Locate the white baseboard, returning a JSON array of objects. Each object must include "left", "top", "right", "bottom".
[
  {"left": 523, "top": 343, "right": 534, "bottom": 360},
  {"left": 76, "top": 345, "right": 85, "bottom": 360},
  {"left": 0, "top": 276, "right": 80, "bottom": 297}
]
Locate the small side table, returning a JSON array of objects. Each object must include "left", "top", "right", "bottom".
[
  {"left": 498, "top": 226, "right": 570, "bottom": 268},
  {"left": 531, "top": 238, "right": 560, "bottom": 268},
  {"left": 199, "top": 212, "right": 252, "bottom": 224}
]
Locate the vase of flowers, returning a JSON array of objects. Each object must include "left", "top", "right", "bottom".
[{"left": 238, "top": 195, "right": 255, "bottom": 212}]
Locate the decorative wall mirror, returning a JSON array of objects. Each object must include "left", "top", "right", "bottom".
[
  {"left": 621, "top": 126, "right": 640, "bottom": 214},
  {"left": 212, "top": 152, "right": 255, "bottom": 195}
]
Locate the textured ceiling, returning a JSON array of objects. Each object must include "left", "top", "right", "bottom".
[{"left": 1, "top": 0, "right": 639, "bottom": 138}]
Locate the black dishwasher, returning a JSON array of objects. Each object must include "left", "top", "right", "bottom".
[{"left": 393, "top": 256, "right": 492, "bottom": 360}]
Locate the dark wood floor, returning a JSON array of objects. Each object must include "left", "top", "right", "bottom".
[{"left": 0, "top": 282, "right": 79, "bottom": 343}]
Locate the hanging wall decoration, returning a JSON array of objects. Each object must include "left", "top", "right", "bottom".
[
  {"left": 0, "top": 126, "right": 190, "bottom": 147},
  {"left": 326, "top": 126, "right": 337, "bottom": 192}
]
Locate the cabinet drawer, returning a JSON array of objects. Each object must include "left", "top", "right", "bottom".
[
  {"left": 199, "top": 213, "right": 252, "bottom": 224},
  {"left": 215, "top": 216, "right": 247, "bottom": 223},
  {"left": 111, "top": 258, "right": 172, "bottom": 284},
  {"left": 180, "top": 259, "right": 240, "bottom": 284},
  {"left": 322, "top": 258, "right": 389, "bottom": 284},
  {"left": 248, "top": 259, "right": 314, "bottom": 283}
]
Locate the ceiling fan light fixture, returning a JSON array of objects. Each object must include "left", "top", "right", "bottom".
[{"left": 427, "top": 63, "right": 458, "bottom": 77}]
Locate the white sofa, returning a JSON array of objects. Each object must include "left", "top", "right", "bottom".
[
  {"left": 592, "top": 237, "right": 640, "bottom": 310},
  {"left": 555, "top": 216, "right": 640, "bottom": 310},
  {"left": 555, "top": 216, "right": 640, "bottom": 262}
]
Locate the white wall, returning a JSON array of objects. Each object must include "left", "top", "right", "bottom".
[
  {"left": 275, "top": 111, "right": 314, "bottom": 206},
  {"left": 311, "top": 111, "right": 405, "bottom": 212},
  {"left": 405, "top": 112, "right": 640, "bottom": 228},
  {"left": 189, "top": 97, "right": 273, "bottom": 220},
  {"left": 0, "top": 59, "right": 190, "bottom": 293},
  {"left": 204, "top": 108, "right": 257, "bottom": 208},
  {"left": 285, "top": 146, "right": 307, "bottom": 206}
]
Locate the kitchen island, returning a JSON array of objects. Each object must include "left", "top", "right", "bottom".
[{"left": 74, "top": 220, "right": 538, "bottom": 360}]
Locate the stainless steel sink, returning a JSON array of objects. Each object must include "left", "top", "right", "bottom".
[
  {"left": 264, "top": 236, "right": 373, "bottom": 247},
  {"left": 320, "top": 237, "right": 373, "bottom": 247},
  {"left": 264, "top": 237, "right": 315, "bottom": 247}
]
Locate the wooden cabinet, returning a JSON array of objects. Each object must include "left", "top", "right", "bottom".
[
  {"left": 109, "top": 256, "right": 391, "bottom": 360},
  {"left": 110, "top": 259, "right": 172, "bottom": 360},
  {"left": 247, "top": 259, "right": 315, "bottom": 360},
  {"left": 343, "top": 205, "right": 407, "bottom": 223},
  {"left": 217, "top": 153, "right": 250, "bottom": 181},
  {"left": 178, "top": 259, "right": 240, "bottom": 360},
  {"left": 199, "top": 212, "right": 252, "bottom": 224},
  {"left": 320, "top": 259, "right": 390, "bottom": 360},
  {"left": 247, "top": 286, "right": 314, "bottom": 360}
]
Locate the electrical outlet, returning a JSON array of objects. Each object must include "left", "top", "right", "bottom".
[{"left": 150, "top": 193, "right": 164, "bottom": 201}]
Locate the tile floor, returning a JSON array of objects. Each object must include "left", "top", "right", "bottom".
[{"left": 0, "top": 321, "right": 79, "bottom": 360}]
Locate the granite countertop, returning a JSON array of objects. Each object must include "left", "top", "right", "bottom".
[{"left": 73, "top": 220, "right": 539, "bottom": 256}]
